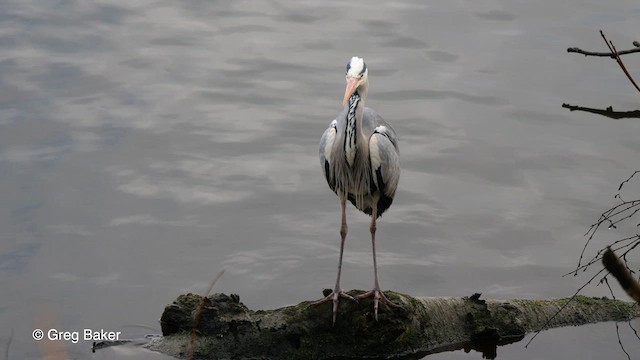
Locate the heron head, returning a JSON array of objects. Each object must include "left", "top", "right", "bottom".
[{"left": 343, "top": 56, "right": 368, "bottom": 106}]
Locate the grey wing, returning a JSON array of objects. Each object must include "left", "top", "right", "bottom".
[
  {"left": 362, "top": 107, "right": 400, "bottom": 195},
  {"left": 361, "top": 107, "right": 392, "bottom": 135},
  {"left": 369, "top": 123, "right": 400, "bottom": 215},
  {"left": 319, "top": 119, "right": 338, "bottom": 191}
]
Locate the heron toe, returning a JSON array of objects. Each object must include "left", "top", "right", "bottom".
[
  {"left": 311, "top": 289, "right": 357, "bottom": 326},
  {"left": 357, "top": 289, "right": 402, "bottom": 321}
]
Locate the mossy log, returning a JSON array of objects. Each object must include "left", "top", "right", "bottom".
[{"left": 147, "top": 290, "right": 640, "bottom": 359}]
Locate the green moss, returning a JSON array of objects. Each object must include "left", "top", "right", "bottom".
[
  {"left": 395, "top": 323, "right": 421, "bottom": 345},
  {"left": 572, "top": 295, "right": 601, "bottom": 305},
  {"left": 175, "top": 293, "right": 202, "bottom": 308},
  {"left": 512, "top": 295, "right": 636, "bottom": 313}
]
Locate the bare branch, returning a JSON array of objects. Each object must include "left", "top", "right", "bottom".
[
  {"left": 567, "top": 47, "right": 640, "bottom": 57},
  {"left": 615, "top": 320, "right": 632, "bottom": 360},
  {"left": 569, "top": 170, "right": 640, "bottom": 355},
  {"left": 562, "top": 103, "right": 640, "bottom": 120},
  {"left": 629, "top": 321, "right": 640, "bottom": 341},
  {"left": 567, "top": 31, "right": 640, "bottom": 58},
  {"left": 600, "top": 30, "right": 640, "bottom": 94},
  {"left": 619, "top": 171, "right": 640, "bottom": 191}
]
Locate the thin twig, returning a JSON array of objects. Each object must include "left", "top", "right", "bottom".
[
  {"left": 564, "top": 236, "right": 640, "bottom": 277},
  {"left": 629, "top": 321, "right": 640, "bottom": 341},
  {"left": 600, "top": 30, "right": 640, "bottom": 94},
  {"left": 575, "top": 199, "right": 640, "bottom": 274},
  {"left": 187, "top": 269, "right": 225, "bottom": 360},
  {"left": 4, "top": 329, "right": 12, "bottom": 360},
  {"left": 615, "top": 321, "right": 632, "bottom": 360},
  {"left": 603, "top": 276, "right": 615, "bottom": 299},
  {"left": 574, "top": 238, "right": 640, "bottom": 278},
  {"left": 619, "top": 171, "right": 640, "bottom": 191}
]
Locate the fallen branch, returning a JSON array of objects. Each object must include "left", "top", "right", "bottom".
[{"left": 147, "top": 291, "right": 640, "bottom": 359}]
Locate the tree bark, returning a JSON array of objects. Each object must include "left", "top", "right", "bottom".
[{"left": 147, "top": 291, "right": 640, "bottom": 359}]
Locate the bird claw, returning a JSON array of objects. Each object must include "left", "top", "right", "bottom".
[
  {"left": 310, "top": 289, "right": 357, "bottom": 326},
  {"left": 357, "top": 289, "right": 402, "bottom": 321}
]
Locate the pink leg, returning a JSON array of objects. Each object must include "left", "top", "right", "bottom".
[
  {"left": 357, "top": 204, "right": 401, "bottom": 320},
  {"left": 311, "top": 200, "right": 356, "bottom": 325}
]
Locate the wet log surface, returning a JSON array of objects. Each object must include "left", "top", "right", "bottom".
[{"left": 147, "top": 291, "right": 640, "bottom": 359}]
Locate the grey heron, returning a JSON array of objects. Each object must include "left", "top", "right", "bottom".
[{"left": 314, "top": 56, "right": 401, "bottom": 324}]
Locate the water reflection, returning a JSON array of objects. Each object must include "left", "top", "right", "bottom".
[
  {"left": 1, "top": 0, "right": 640, "bottom": 359},
  {"left": 425, "top": 335, "right": 525, "bottom": 360}
]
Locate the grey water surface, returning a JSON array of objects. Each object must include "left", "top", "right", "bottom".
[{"left": 1, "top": 0, "right": 640, "bottom": 359}]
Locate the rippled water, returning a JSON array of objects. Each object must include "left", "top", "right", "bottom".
[{"left": 1, "top": 0, "right": 640, "bottom": 358}]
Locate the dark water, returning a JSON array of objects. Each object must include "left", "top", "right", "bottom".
[{"left": 1, "top": 0, "right": 640, "bottom": 358}]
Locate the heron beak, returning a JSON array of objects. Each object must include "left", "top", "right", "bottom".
[{"left": 342, "top": 77, "right": 360, "bottom": 107}]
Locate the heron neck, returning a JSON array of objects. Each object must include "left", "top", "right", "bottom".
[
  {"left": 344, "top": 91, "right": 365, "bottom": 167},
  {"left": 356, "top": 84, "right": 368, "bottom": 103},
  {"left": 348, "top": 91, "right": 361, "bottom": 108}
]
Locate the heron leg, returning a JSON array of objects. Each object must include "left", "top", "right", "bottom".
[
  {"left": 311, "top": 200, "right": 356, "bottom": 326},
  {"left": 357, "top": 204, "right": 402, "bottom": 321}
]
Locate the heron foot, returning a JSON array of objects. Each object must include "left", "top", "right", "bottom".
[
  {"left": 310, "top": 289, "right": 357, "bottom": 326},
  {"left": 357, "top": 288, "right": 403, "bottom": 321}
]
